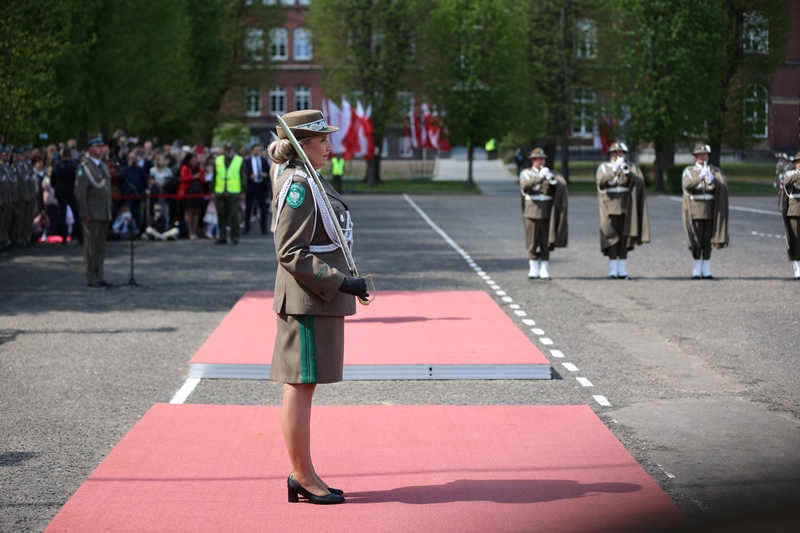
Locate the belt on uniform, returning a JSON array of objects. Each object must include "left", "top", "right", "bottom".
[
  {"left": 602, "top": 186, "right": 629, "bottom": 193},
  {"left": 689, "top": 194, "right": 714, "bottom": 201},
  {"left": 524, "top": 194, "right": 553, "bottom": 201}
]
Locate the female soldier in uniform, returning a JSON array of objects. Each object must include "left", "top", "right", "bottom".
[
  {"left": 681, "top": 143, "right": 729, "bottom": 279},
  {"left": 268, "top": 110, "right": 369, "bottom": 505},
  {"left": 781, "top": 151, "right": 800, "bottom": 279}
]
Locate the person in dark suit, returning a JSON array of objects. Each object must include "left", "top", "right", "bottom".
[
  {"left": 74, "top": 134, "right": 113, "bottom": 288},
  {"left": 244, "top": 144, "right": 272, "bottom": 235},
  {"left": 52, "top": 147, "right": 82, "bottom": 244},
  {"left": 268, "top": 110, "right": 369, "bottom": 505}
]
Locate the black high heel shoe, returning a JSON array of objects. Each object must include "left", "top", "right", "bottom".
[
  {"left": 287, "top": 474, "right": 345, "bottom": 504},
  {"left": 327, "top": 487, "right": 344, "bottom": 496}
]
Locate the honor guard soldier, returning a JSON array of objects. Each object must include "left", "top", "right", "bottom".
[
  {"left": 595, "top": 142, "right": 650, "bottom": 279},
  {"left": 519, "top": 148, "right": 568, "bottom": 280},
  {"left": 681, "top": 143, "right": 729, "bottom": 279},
  {"left": 781, "top": 151, "right": 800, "bottom": 279},
  {"left": 74, "top": 134, "right": 113, "bottom": 288},
  {"left": 775, "top": 152, "right": 792, "bottom": 211},
  {"left": 0, "top": 146, "right": 12, "bottom": 249}
]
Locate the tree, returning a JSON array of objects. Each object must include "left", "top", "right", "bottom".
[
  {"left": 0, "top": 0, "right": 73, "bottom": 143},
  {"left": 508, "top": 0, "right": 601, "bottom": 182},
  {"left": 606, "top": 0, "right": 728, "bottom": 189},
  {"left": 423, "top": 0, "right": 520, "bottom": 188},
  {"left": 308, "top": 0, "right": 424, "bottom": 187},
  {"left": 705, "top": 0, "right": 790, "bottom": 166}
]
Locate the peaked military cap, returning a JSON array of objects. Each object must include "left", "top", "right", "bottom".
[
  {"left": 527, "top": 147, "right": 548, "bottom": 159},
  {"left": 608, "top": 141, "right": 628, "bottom": 153},
  {"left": 793, "top": 151, "right": 800, "bottom": 161},
  {"left": 86, "top": 133, "right": 105, "bottom": 147},
  {"left": 692, "top": 143, "right": 711, "bottom": 155},
  {"left": 277, "top": 110, "right": 339, "bottom": 140}
]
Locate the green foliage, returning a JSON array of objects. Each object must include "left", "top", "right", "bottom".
[
  {"left": 423, "top": 0, "right": 519, "bottom": 149},
  {"left": 213, "top": 121, "right": 250, "bottom": 149},
  {"left": 1, "top": 0, "right": 272, "bottom": 146},
  {"left": 0, "top": 1, "right": 74, "bottom": 142},
  {"left": 665, "top": 165, "right": 685, "bottom": 194},
  {"left": 309, "top": 0, "right": 425, "bottom": 185}
]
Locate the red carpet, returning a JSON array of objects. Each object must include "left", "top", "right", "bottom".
[
  {"left": 46, "top": 404, "right": 684, "bottom": 533},
  {"left": 189, "top": 291, "right": 551, "bottom": 379}
]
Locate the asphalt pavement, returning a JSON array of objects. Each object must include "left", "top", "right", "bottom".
[{"left": 1, "top": 169, "right": 799, "bottom": 531}]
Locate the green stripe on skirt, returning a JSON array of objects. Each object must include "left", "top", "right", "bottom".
[{"left": 299, "top": 315, "right": 316, "bottom": 383}]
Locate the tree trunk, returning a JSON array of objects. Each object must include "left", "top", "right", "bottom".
[
  {"left": 467, "top": 144, "right": 474, "bottom": 189},
  {"left": 559, "top": 128, "right": 570, "bottom": 183},
  {"left": 653, "top": 141, "right": 675, "bottom": 191},
  {"left": 365, "top": 133, "right": 383, "bottom": 187}
]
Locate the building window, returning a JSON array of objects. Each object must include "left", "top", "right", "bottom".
[
  {"left": 244, "top": 88, "right": 262, "bottom": 117},
  {"left": 743, "top": 84, "right": 768, "bottom": 138},
  {"left": 293, "top": 28, "right": 313, "bottom": 61},
  {"left": 397, "top": 91, "right": 414, "bottom": 116},
  {"left": 269, "top": 28, "right": 288, "bottom": 61},
  {"left": 743, "top": 11, "right": 769, "bottom": 54},
  {"left": 269, "top": 86, "right": 286, "bottom": 115},
  {"left": 244, "top": 28, "right": 264, "bottom": 62},
  {"left": 294, "top": 85, "right": 311, "bottom": 111},
  {"left": 572, "top": 87, "right": 596, "bottom": 138},
  {"left": 574, "top": 19, "right": 597, "bottom": 59}
]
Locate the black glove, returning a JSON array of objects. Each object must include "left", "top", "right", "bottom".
[{"left": 339, "top": 276, "right": 369, "bottom": 299}]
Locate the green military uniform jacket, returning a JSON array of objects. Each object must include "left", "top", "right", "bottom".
[
  {"left": 272, "top": 164, "right": 356, "bottom": 316},
  {"left": 74, "top": 158, "right": 112, "bottom": 222},
  {"left": 519, "top": 167, "right": 569, "bottom": 249}
]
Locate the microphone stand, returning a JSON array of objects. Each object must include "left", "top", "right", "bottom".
[{"left": 119, "top": 172, "right": 153, "bottom": 290}]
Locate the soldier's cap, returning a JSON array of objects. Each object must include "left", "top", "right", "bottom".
[
  {"left": 277, "top": 110, "right": 339, "bottom": 140},
  {"left": 775, "top": 152, "right": 788, "bottom": 160},
  {"left": 86, "top": 133, "right": 105, "bottom": 147},
  {"left": 608, "top": 141, "right": 628, "bottom": 153},
  {"left": 527, "top": 147, "right": 548, "bottom": 159},
  {"left": 793, "top": 151, "right": 800, "bottom": 161},
  {"left": 692, "top": 143, "right": 711, "bottom": 155},
  {"left": 223, "top": 142, "right": 234, "bottom": 149},
  {"left": 12, "top": 146, "right": 25, "bottom": 154}
]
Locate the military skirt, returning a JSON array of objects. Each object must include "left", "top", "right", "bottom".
[{"left": 269, "top": 313, "right": 344, "bottom": 384}]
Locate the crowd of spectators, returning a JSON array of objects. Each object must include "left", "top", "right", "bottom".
[{"left": 0, "top": 131, "right": 273, "bottom": 253}]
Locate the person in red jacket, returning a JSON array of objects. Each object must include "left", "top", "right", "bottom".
[{"left": 178, "top": 152, "right": 203, "bottom": 239}]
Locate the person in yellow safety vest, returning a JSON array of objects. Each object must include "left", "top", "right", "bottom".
[
  {"left": 330, "top": 153, "right": 345, "bottom": 192},
  {"left": 485, "top": 138, "right": 497, "bottom": 160},
  {"left": 213, "top": 142, "right": 246, "bottom": 244}
]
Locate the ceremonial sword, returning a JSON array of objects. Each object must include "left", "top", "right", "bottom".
[{"left": 276, "top": 114, "right": 373, "bottom": 305}]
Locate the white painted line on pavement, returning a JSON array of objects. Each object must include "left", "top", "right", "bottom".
[
  {"left": 170, "top": 377, "right": 200, "bottom": 404},
  {"left": 593, "top": 395, "right": 612, "bottom": 407},
  {"left": 664, "top": 195, "right": 779, "bottom": 216},
  {"left": 404, "top": 193, "right": 611, "bottom": 405},
  {"left": 750, "top": 231, "right": 783, "bottom": 239},
  {"left": 656, "top": 463, "right": 676, "bottom": 479}
]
